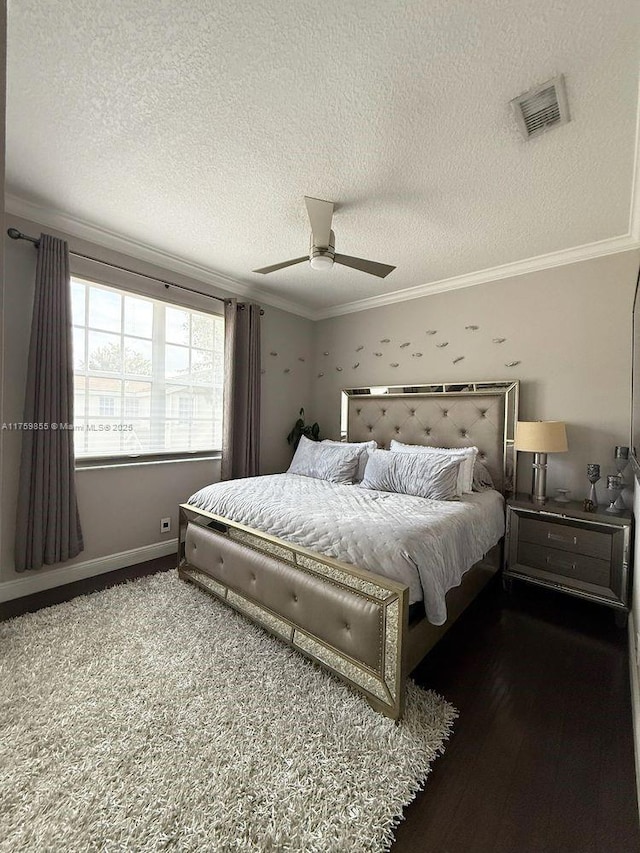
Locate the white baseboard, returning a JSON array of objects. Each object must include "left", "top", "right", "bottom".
[
  {"left": 628, "top": 611, "right": 640, "bottom": 820},
  {"left": 0, "top": 539, "right": 178, "bottom": 603}
]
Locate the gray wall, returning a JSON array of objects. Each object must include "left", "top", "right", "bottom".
[
  {"left": 312, "top": 251, "right": 640, "bottom": 499},
  {"left": 0, "top": 215, "right": 313, "bottom": 584},
  {"left": 260, "top": 305, "right": 315, "bottom": 474},
  {"left": 0, "top": 3, "right": 6, "bottom": 577}
]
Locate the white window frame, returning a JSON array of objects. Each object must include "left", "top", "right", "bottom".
[
  {"left": 70, "top": 270, "right": 224, "bottom": 468},
  {"left": 98, "top": 396, "right": 116, "bottom": 418}
]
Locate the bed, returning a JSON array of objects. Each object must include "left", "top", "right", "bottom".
[{"left": 178, "top": 380, "right": 519, "bottom": 720}]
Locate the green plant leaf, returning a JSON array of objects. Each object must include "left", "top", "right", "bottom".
[{"left": 287, "top": 408, "right": 321, "bottom": 448}]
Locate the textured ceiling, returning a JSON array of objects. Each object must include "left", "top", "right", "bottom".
[{"left": 6, "top": 0, "right": 640, "bottom": 315}]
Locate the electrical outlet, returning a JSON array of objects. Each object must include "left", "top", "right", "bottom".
[{"left": 160, "top": 517, "right": 171, "bottom": 534}]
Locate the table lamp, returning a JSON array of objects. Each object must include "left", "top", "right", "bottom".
[{"left": 515, "top": 421, "right": 568, "bottom": 504}]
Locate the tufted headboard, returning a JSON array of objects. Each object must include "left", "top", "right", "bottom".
[{"left": 342, "top": 381, "right": 519, "bottom": 495}]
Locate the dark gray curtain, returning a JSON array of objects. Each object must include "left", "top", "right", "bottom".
[
  {"left": 15, "top": 234, "right": 84, "bottom": 571},
  {"left": 221, "top": 299, "right": 261, "bottom": 480}
]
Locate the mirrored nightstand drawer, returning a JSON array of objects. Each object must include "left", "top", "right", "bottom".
[
  {"left": 519, "top": 517, "right": 611, "bottom": 561},
  {"left": 517, "top": 541, "right": 611, "bottom": 587}
]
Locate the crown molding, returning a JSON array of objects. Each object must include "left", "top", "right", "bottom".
[
  {"left": 4, "top": 194, "right": 316, "bottom": 320},
  {"left": 312, "top": 231, "right": 640, "bottom": 320},
  {"left": 7, "top": 194, "right": 639, "bottom": 325}
]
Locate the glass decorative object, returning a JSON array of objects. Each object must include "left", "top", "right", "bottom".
[
  {"left": 555, "top": 488, "right": 571, "bottom": 503},
  {"left": 614, "top": 446, "right": 629, "bottom": 510},
  {"left": 615, "top": 445, "right": 630, "bottom": 469},
  {"left": 586, "top": 464, "right": 600, "bottom": 508},
  {"left": 605, "top": 474, "right": 623, "bottom": 513}
]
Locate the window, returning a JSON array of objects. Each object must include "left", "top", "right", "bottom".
[
  {"left": 71, "top": 277, "right": 224, "bottom": 461},
  {"left": 178, "top": 396, "right": 193, "bottom": 423},
  {"left": 98, "top": 396, "right": 116, "bottom": 417},
  {"left": 124, "top": 397, "right": 140, "bottom": 418}
]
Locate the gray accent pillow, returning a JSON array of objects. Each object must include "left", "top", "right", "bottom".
[
  {"left": 360, "top": 449, "right": 461, "bottom": 501},
  {"left": 287, "top": 435, "right": 360, "bottom": 484},
  {"left": 472, "top": 459, "right": 495, "bottom": 491},
  {"left": 321, "top": 439, "right": 377, "bottom": 481},
  {"left": 389, "top": 439, "right": 477, "bottom": 495}
]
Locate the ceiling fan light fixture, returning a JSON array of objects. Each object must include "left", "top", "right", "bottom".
[
  {"left": 309, "top": 253, "right": 334, "bottom": 271},
  {"left": 309, "top": 227, "right": 336, "bottom": 271},
  {"left": 253, "top": 199, "right": 395, "bottom": 278}
]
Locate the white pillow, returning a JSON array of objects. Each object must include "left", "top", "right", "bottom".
[
  {"left": 389, "top": 440, "right": 478, "bottom": 495},
  {"left": 360, "top": 449, "right": 461, "bottom": 501},
  {"left": 288, "top": 435, "right": 360, "bottom": 484},
  {"left": 321, "top": 439, "right": 377, "bottom": 481}
]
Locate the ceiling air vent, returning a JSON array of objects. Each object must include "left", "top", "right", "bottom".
[{"left": 511, "top": 75, "right": 570, "bottom": 139}]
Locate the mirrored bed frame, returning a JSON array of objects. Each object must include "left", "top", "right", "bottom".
[{"left": 178, "top": 380, "right": 519, "bottom": 720}]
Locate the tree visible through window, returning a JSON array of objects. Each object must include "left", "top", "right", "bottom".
[{"left": 71, "top": 277, "right": 224, "bottom": 459}]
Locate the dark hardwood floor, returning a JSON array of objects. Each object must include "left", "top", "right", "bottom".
[
  {"left": 395, "top": 581, "right": 640, "bottom": 853},
  {"left": 2, "top": 564, "right": 639, "bottom": 852}
]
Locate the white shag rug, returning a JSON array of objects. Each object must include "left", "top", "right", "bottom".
[{"left": 0, "top": 571, "right": 457, "bottom": 852}]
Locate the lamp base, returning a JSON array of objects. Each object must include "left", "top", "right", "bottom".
[{"left": 530, "top": 452, "right": 548, "bottom": 504}]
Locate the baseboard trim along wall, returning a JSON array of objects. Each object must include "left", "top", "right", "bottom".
[
  {"left": 0, "top": 539, "right": 178, "bottom": 602},
  {"left": 628, "top": 611, "right": 640, "bottom": 820}
]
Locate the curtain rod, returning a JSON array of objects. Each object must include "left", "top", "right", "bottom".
[{"left": 7, "top": 227, "right": 264, "bottom": 314}]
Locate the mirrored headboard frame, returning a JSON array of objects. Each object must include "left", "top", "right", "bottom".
[{"left": 340, "top": 380, "right": 520, "bottom": 496}]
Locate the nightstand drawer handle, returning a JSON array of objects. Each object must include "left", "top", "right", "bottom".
[
  {"left": 547, "top": 532, "right": 577, "bottom": 545},
  {"left": 546, "top": 555, "right": 577, "bottom": 571}
]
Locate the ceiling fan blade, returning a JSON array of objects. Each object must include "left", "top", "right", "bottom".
[
  {"left": 253, "top": 256, "right": 308, "bottom": 275},
  {"left": 304, "top": 196, "right": 334, "bottom": 248},
  {"left": 334, "top": 254, "right": 396, "bottom": 279}
]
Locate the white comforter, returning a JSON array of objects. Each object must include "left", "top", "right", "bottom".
[{"left": 187, "top": 474, "right": 505, "bottom": 625}]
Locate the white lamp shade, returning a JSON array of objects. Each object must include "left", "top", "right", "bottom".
[{"left": 515, "top": 421, "right": 568, "bottom": 453}]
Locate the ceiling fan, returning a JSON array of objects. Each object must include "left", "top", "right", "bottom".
[{"left": 253, "top": 196, "right": 396, "bottom": 278}]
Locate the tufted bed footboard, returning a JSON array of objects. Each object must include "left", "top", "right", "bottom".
[{"left": 178, "top": 504, "right": 410, "bottom": 720}]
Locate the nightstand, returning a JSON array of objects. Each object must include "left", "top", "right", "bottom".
[{"left": 504, "top": 495, "right": 633, "bottom": 626}]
